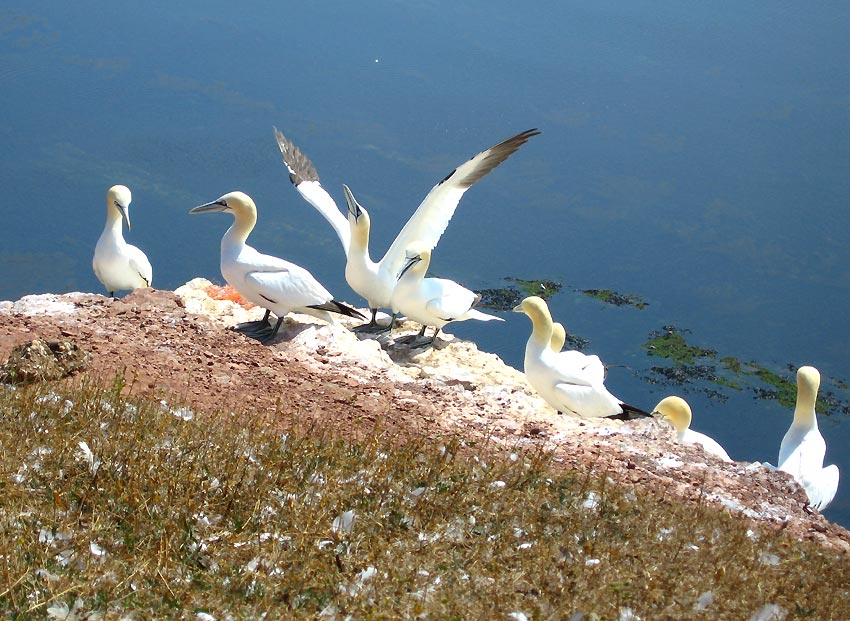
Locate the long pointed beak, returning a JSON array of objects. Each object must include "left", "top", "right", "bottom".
[
  {"left": 115, "top": 201, "right": 131, "bottom": 230},
  {"left": 397, "top": 256, "right": 419, "bottom": 280},
  {"left": 342, "top": 184, "right": 362, "bottom": 220},
  {"left": 189, "top": 199, "right": 228, "bottom": 214},
  {"left": 512, "top": 304, "right": 524, "bottom": 313}
]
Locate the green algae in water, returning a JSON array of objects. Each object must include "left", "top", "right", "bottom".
[
  {"left": 583, "top": 288, "right": 649, "bottom": 309},
  {"left": 477, "top": 278, "right": 563, "bottom": 311},
  {"left": 742, "top": 363, "right": 798, "bottom": 408},
  {"left": 508, "top": 278, "right": 562, "bottom": 300},
  {"left": 643, "top": 328, "right": 716, "bottom": 365}
]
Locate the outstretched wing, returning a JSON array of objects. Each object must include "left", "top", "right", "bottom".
[
  {"left": 382, "top": 129, "right": 540, "bottom": 275},
  {"left": 274, "top": 127, "right": 350, "bottom": 256}
]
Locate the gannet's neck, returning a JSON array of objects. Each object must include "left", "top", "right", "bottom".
[
  {"left": 104, "top": 205, "right": 124, "bottom": 235},
  {"left": 348, "top": 211, "right": 374, "bottom": 265},
  {"left": 224, "top": 208, "right": 256, "bottom": 247},
  {"left": 526, "top": 302, "right": 554, "bottom": 349},
  {"left": 793, "top": 367, "right": 820, "bottom": 428}
]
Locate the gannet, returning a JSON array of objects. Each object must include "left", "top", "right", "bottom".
[
  {"left": 189, "top": 191, "right": 364, "bottom": 343},
  {"left": 390, "top": 242, "right": 502, "bottom": 345},
  {"left": 513, "top": 296, "right": 649, "bottom": 419},
  {"left": 550, "top": 321, "right": 567, "bottom": 352},
  {"left": 652, "top": 396, "right": 732, "bottom": 462},
  {"left": 92, "top": 185, "right": 152, "bottom": 297},
  {"left": 275, "top": 127, "right": 540, "bottom": 330},
  {"left": 777, "top": 366, "right": 839, "bottom": 511}
]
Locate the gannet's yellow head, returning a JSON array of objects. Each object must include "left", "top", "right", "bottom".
[
  {"left": 397, "top": 242, "right": 432, "bottom": 280},
  {"left": 652, "top": 396, "right": 692, "bottom": 434},
  {"left": 550, "top": 321, "right": 567, "bottom": 352},
  {"left": 342, "top": 184, "right": 371, "bottom": 246},
  {"left": 797, "top": 366, "right": 821, "bottom": 394},
  {"left": 794, "top": 365, "right": 821, "bottom": 419},
  {"left": 190, "top": 191, "right": 256, "bottom": 217},
  {"left": 512, "top": 296, "right": 555, "bottom": 346},
  {"left": 107, "top": 185, "right": 132, "bottom": 230},
  {"left": 511, "top": 295, "right": 549, "bottom": 318}
]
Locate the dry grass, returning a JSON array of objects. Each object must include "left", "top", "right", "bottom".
[{"left": 1, "top": 377, "right": 849, "bottom": 620}]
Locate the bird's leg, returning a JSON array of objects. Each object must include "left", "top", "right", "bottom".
[
  {"left": 260, "top": 317, "right": 285, "bottom": 345},
  {"left": 353, "top": 308, "right": 381, "bottom": 332},
  {"left": 233, "top": 309, "right": 271, "bottom": 333}
]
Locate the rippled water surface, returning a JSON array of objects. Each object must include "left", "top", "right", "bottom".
[{"left": 1, "top": 1, "right": 849, "bottom": 525}]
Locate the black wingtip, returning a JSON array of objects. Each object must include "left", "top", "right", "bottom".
[
  {"left": 605, "top": 402, "right": 652, "bottom": 421},
  {"left": 308, "top": 300, "right": 367, "bottom": 320},
  {"left": 454, "top": 127, "right": 542, "bottom": 189},
  {"left": 273, "top": 126, "right": 321, "bottom": 186}
]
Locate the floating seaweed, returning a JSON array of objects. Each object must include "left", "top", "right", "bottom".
[
  {"left": 583, "top": 288, "right": 649, "bottom": 309},
  {"left": 641, "top": 326, "right": 850, "bottom": 414},
  {"left": 475, "top": 277, "right": 562, "bottom": 311}
]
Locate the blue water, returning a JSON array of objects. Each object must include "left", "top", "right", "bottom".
[{"left": 2, "top": 2, "right": 849, "bottom": 525}]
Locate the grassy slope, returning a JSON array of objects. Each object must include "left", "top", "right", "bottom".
[{"left": 1, "top": 378, "right": 849, "bottom": 620}]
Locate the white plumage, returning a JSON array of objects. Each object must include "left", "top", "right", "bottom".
[
  {"left": 777, "top": 366, "right": 839, "bottom": 511},
  {"left": 513, "top": 296, "right": 647, "bottom": 419},
  {"left": 390, "top": 242, "right": 502, "bottom": 344},
  {"left": 93, "top": 185, "right": 152, "bottom": 297},
  {"left": 274, "top": 127, "right": 539, "bottom": 329},
  {"left": 189, "top": 191, "right": 363, "bottom": 343},
  {"left": 652, "top": 396, "right": 732, "bottom": 462}
]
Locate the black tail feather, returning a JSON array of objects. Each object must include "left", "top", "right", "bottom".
[
  {"left": 307, "top": 300, "right": 366, "bottom": 320},
  {"left": 605, "top": 401, "right": 652, "bottom": 421}
]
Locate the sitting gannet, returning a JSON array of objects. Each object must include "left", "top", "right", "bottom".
[
  {"left": 93, "top": 185, "right": 152, "bottom": 297},
  {"left": 189, "top": 191, "right": 363, "bottom": 343},
  {"left": 274, "top": 127, "right": 539, "bottom": 331},
  {"left": 652, "top": 396, "right": 732, "bottom": 461},
  {"left": 390, "top": 243, "right": 502, "bottom": 346},
  {"left": 777, "top": 366, "right": 839, "bottom": 511},
  {"left": 513, "top": 296, "right": 648, "bottom": 419}
]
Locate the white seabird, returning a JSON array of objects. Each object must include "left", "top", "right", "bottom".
[
  {"left": 92, "top": 185, "right": 153, "bottom": 297},
  {"left": 651, "top": 396, "right": 732, "bottom": 462},
  {"left": 189, "top": 191, "right": 364, "bottom": 343},
  {"left": 274, "top": 127, "right": 540, "bottom": 331},
  {"left": 513, "top": 296, "right": 649, "bottom": 419},
  {"left": 390, "top": 242, "right": 502, "bottom": 346},
  {"left": 777, "top": 366, "right": 839, "bottom": 511}
]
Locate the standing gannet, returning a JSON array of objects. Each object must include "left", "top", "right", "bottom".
[
  {"left": 274, "top": 127, "right": 540, "bottom": 331},
  {"left": 652, "top": 396, "right": 732, "bottom": 462},
  {"left": 390, "top": 242, "right": 502, "bottom": 345},
  {"left": 777, "top": 366, "right": 839, "bottom": 511},
  {"left": 92, "top": 185, "right": 153, "bottom": 297},
  {"left": 513, "top": 296, "right": 649, "bottom": 419},
  {"left": 189, "top": 191, "right": 364, "bottom": 343}
]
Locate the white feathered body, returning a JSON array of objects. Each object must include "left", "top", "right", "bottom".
[
  {"left": 93, "top": 186, "right": 152, "bottom": 295},
  {"left": 776, "top": 366, "right": 840, "bottom": 511},
  {"left": 680, "top": 428, "right": 732, "bottom": 462},
  {"left": 220, "top": 226, "right": 336, "bottom": 324},
  {"left": 524, "top": 338, "right": 622, "bottom": 418},
  {"left": 392, "top": 273, "right": 499, "bottom": 330}
]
